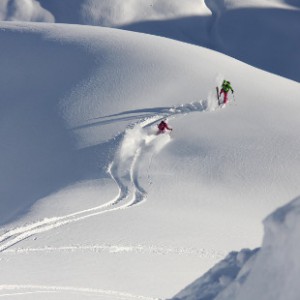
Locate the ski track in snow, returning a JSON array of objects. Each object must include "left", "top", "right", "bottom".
[
  {"left": 0, "top": 285, "right": 159, "bottom": 300},
  {"left": 0, "top": 100, "right": 214, "bottom": 252},
  {"left": 3, "top": 244, "right": 225, "bottom": 259}
]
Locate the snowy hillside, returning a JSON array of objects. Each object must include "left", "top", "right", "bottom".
[
  {"left": 0, "top": 0, "right": 54, "bottom": 22},
  {"left": 173, "top": 197, "right": 300, "bottom": 300},
  {"left": 1, "top": 0, "right": 299, "bottom": 82},
  {"left": 0, "top": 1, "right": 300, "bottom": 300},
  {"left": 0, "top": 0, "right": 207, "bottom": 26}
]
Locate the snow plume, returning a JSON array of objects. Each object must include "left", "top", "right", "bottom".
[
  {"left": 0, "top": 0, "right": 54, "bottom": 22},
  {"left": 215, "top": 74, "right": 224, "bottom": 88},
  {"left": 205, "top": 74, "right": 225, "bottom": 111},
  {"left": 206, "top": 90, "right": 219, "bottom": 111},
  {"left": 119, "top": 124, "right": 171, "bottom": 160},
  {"left": 109, "top": 123, "right": 171, "bottom": 206},
  {"left": 119, "top": 126, "right": 146, "bottom": 162}
]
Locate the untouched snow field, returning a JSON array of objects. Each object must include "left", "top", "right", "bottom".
[{"left": 0, "top": 1, "right": 300, "bottom": 300}]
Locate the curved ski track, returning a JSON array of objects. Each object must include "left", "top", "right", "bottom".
[{"left": 0, "top": 100, "right": 209, "bottom": 252}]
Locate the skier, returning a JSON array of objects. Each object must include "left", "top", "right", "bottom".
[
  {"left": 157, "top": 120, "right": 172, "bottom": 134},
  {"left": 219, "top": 80, "right": 234, "bottom": 104}
]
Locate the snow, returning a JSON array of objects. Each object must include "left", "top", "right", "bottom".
[
  {"left": 38, "top": 0, "right": 208, "bottom": 27},
  {"left": 0, "top": 0, "right": 54, "bottom": 22},
  {"left": 174, "top": 197, "right": 300, "bottom": 300},
  {"left": 172, "top": 248, "right": 258, "bottom": 300},
  {"left": 221, "top": 197, "right": 300, "bottom": 300},
  {"left": 0, "top": 1, "right": 300, "bottom": 299},
  {"left": 2, "top": 0, "right": 299, "bottom": 81}
]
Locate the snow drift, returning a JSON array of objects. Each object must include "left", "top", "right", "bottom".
[
  {"left": 218, "top": 197, "right": 300, "bottom": 300},
  {"left": 37, "top": 0, "right": 207, "bottom": 27},
  {"left": 0, "top": 0, "right": 54, "bottom": 22},
  {"left": 173, "top": 197, "right": 300, "bottom": 300},
  {"left": 172, "top": 248, "right": 258, "bottom": 300}
]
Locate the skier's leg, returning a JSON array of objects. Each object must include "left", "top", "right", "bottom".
[{"left": 224, "top": 92, "right": 228, "bottom": 104}]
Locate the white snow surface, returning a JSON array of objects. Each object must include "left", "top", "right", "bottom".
[
  {"left": 174, "top": 197, "right": 300, "bottom": 300},
  {"left": 0, "top": 0, "right": 54, "bottom": 22},
  {"left": 229, "top": 197, "right": 300, "bottom": 300},
  {"left": 38, "top": 0, "right": 209, "bottom": 26},
  {"left": 1, "top": 0, "right": 299, "bottom": 81},
  {"left": 172, "top": 248, "right": 259, "bottom": 300},
  {"left": 0, "top": 1, "right": 300, "bottom": 299}
]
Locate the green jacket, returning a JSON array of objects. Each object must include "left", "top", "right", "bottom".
[{"left": 222, "top": 81, "right": 234, "bottom": 93}]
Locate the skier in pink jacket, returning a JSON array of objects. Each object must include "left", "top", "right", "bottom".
[{"left": 157, "top": 120, "right": 172, "bottom": 134}]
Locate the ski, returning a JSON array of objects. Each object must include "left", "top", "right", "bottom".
[{"left": 216, "top": 86, "right": 221, "bottom": 106}]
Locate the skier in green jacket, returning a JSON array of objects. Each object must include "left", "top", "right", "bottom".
[{"left": 220, "top": 80, "right": 234, "bottom": 104}]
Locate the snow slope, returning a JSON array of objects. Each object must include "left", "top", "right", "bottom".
[
  {"left": 0, "top": 0, "right": 54, "bottom": 22},
  {"left": 0, "top": 17, "right": 300, "bottom": 300},
  {"left": 225, "top": 197, "right": 300, "bottom": 300},
  {"left": 172, "top": 248, "right": 258, "bottom": 300},
  {"left": 210, "top": 1, "right": 300, "bottom": 82},
  {"left": 123, "top": 0, "right": 300, "bottom": 82},
  {"left": 173, "top": 197, "right": 300, "bottom": 300},
  {"left": 1, "top": 0, "right": 299, "bottom": 82},
  {"left": 0, "top": 0, "right": 208, "bottom": 26}
]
